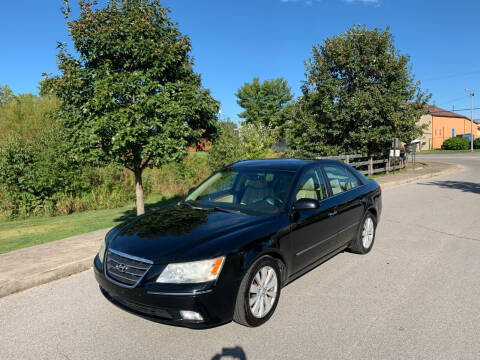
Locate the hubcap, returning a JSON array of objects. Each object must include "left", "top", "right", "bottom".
[
  {"left": 249, "top": 266, "right": 278, "bottom": 318},
  {"left": 362, "top": 216, "right": 374, "bottom": 249}
]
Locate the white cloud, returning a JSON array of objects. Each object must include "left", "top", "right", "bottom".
[
  {"left": 343, "top": 0, "right": 380, "bottom": 4},
  {"left": 280, "top": 0, "right": 380, "bottom": 5},
  {"left": 280, "top": 0, "right": 318, "bottom": 5}
]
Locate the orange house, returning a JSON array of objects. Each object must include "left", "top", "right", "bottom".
[
  {"left": 188, "top": 138, "right": 212, "bottom": 152},
  {"left": 417, "top": 105, "right": 477, "bottom": 150}
]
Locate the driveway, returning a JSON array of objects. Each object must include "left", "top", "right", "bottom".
[{"left": 1, "top": 154, "right": 479, "bottom": 360}]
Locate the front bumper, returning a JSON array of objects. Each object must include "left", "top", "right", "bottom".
[{"left": 93, "top": 255, "right": 240, "bottom": 329}]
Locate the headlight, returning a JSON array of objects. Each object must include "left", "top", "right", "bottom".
[
  {"left": 98, "top": 240, "right": 107, "bottom": 264},
  {"left": 156, "top": 257, "right": 225, "bottom": 284}
]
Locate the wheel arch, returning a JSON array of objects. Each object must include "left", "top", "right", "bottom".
[{"left": 242, "top": 249, "right": 288, "bottom": 286}]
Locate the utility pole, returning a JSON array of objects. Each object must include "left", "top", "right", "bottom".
[{"left": 465, "top": 89, "right": 475, "bottom": 152}]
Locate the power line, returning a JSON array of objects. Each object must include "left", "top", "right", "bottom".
[
  {"left": 421, "top": 69, "right": 480, "bottom": 82},
  {"left": 434, "top": 107, "right": 480, "bottom": 112}
]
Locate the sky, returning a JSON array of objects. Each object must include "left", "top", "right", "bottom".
[{"left": 1, "top": 0, "right": 479, "bottom": 122}]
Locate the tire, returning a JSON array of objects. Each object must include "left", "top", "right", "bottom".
[
  {"left": 349, "top": 212, "right": 376, "bottom": 254},
  {"left": 233, "top": 256, "right": 282, "bottom": 327}
]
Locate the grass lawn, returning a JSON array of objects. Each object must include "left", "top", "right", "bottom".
[
  {"left": 0, "top": 194, "right": 180, "bottom": 254},
  {"left": 417, "top": 149, "right": 480, "bottom": 154}
]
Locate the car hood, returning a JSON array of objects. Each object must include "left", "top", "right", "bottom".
[{"left": 107, "top": 204, "right": 273, "bottom": 264}]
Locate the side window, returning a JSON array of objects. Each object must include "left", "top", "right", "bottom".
[
  {"left": 295, "top": 167, "right": 328, "bottom": 201},
  {"left": 323, "top": 164, "right": 351, "bottom": 195},
  {"left": 345, "top": 168, "right": 361, "bottom": 189}
]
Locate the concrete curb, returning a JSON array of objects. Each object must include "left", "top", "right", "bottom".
[
  {"left": 379, "top": 163, "right": 461, "bottom": 190},
  {"left": 0, "top": 161, "right": 460, "bottom": 299},
  {"left": 0, "top": 256, "right": 94, "bottom": 298}
]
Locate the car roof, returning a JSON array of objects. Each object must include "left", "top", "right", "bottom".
[{"left": 230, "top": 158, "right": 338, "bottom": 172}]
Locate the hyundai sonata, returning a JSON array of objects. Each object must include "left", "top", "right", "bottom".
[{"left": 94, "top": 159, "right": 382, "bottom": 328}]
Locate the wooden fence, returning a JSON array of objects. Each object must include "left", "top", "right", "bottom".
[{"left": 316, "top": 153, "right": 407, "bottom": 176}]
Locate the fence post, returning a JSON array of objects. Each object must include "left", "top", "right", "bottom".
[
  {"left": 345, "top": 154, "right": 350, "bottom": 165},
  {"left": 368, "top": 156, "right": 373, "bottom": 175}
]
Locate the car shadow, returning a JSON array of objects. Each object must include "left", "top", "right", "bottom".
[
  {"left": 113, "top": 195, "right": 182, "bottom": 223},
  {"left": 211, "top": 346, "right": 247, "bottom": 360},
  {"left": 418, "top": 180, "right": 480, "bottom": 195}
]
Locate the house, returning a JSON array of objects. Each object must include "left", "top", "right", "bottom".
[
  {"left": 188, "top": 138, "right": 212, "bottom": 152},
  {"left": 417, "top": 105, "right": 477, "bottom": 150},
  {"left": 475, "top": 119, "right": 480, "bottom": 136}
]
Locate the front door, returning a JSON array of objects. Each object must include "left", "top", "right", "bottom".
[
  {"left": 288, "top": 166, "right": 339, "bottom": 274},
  {"left": 321, "top": 163, "right": 365, "bottom": 247}
]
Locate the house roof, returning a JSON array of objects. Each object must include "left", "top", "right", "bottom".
[{"left": 427, "top": 105, "right": 471, "bottom": 120}]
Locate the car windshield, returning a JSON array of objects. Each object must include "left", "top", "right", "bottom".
[{"left": 184, "top": 168, "right": 295, "bottom": 215}]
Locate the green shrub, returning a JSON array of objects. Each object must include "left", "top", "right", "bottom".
[
  {"left": 208, "top": 122, "right": 275, "bottom": 171},
  {"left": 441, "top": 137, "right": 469, "bottom": 150},
  {"left": 0, "top": 127, "right": 76, "bottom": 217},
  {"left": 148, "top": 153, "right": 211, "bottom": 196},
  {"left": 208, "top": 123, "right": 246, "bottom": 171},
  {"left": 474, "top": 137, "right": 480, "bottom": 149},
  {"left": 241, "top": 123, "right": 273, "bottom": 160},
  {"left": 0, "top": 126, "right": 137, "bottom": 218}
]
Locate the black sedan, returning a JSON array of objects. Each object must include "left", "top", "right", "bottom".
[{"left": 94, "top": 159, "right": 382, "bottom": 328}]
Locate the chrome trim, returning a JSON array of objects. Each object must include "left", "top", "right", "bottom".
[
  {"left": 146, "top": 289, "right": 213, "bottom": 296},
  {"left": 326, "top": 184, "right": 367, "bottom": 199},
  {"left": 108, "top": 248, "right": 153, "bottom": 264},
  {"left": 104, "top": 249, "right": 153, "bottom": 289}
]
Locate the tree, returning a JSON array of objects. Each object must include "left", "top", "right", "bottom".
[
  {"left": 241, "top": 122, "right": 273, "bottom": 159},
  {"left": 0, "top": 85, "right": 14, "bottom": 104},
  {"left": 235, "top": 77, "right": 293, "bottom": 131},
  {"left": 285, "top": 25, "right": 429, "bottom": 157},
  {"left": 44, "top": 0, "right": 219, "bottom": 215},
  {"left": 208, "top": 121, "right": 273, "bottom": 171},
  {"left": 208, "top": 121, "right": 245, "bottom": 171}
]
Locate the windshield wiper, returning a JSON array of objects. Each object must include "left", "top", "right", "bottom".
[
  {"left": 178, "top": 201, "right": 210, "bottom": 211},
  {"left": 213, "top": 206, "right": 244, "bottom": 214}
]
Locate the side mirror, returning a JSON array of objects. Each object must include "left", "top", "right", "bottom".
[{"left": 293, "top": 198, "right": 320, "bottom": 211}]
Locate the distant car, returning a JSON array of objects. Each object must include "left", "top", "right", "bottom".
[
  {"left": 456, "top": 134, "right": 474, "bottom": 142},
  {"left": 94, "top": 159, "right": 382, "bottom": 328}
]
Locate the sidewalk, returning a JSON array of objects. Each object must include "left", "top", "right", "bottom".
[
  {"left": 0, "top": 160, "right": 460, "bottom": 298},
  {"left": 0, "top": 228, "right": 109, "bottom": 298},
  {"left": 375, "top": 161, "right": 459, "bottom": 190}
]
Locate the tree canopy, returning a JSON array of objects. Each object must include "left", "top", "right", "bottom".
[
  {"left": 0, "top": 85, "right": 14, "bottom": 104},
  {"left": 285, "top": 25, "right": 429, "bottom": 156},
  {"left": 235, "top": 77, "right": 293, "bottom": 130},
  {"left": 43, "top": 0, "right": 219, "bottom": 215}
]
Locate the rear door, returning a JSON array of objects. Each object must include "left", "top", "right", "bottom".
[
  {"left": 288, "top": 166, "right": 339, "bottom": 274},
  {"left": 321, "top": 163, "right": 365, "bottom": 247}
]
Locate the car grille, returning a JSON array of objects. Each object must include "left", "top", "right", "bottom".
[{"left": 105, "top": 249, "right": 153, "bottom": 288}]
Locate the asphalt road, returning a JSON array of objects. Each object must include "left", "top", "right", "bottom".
[{"left": 1, "top": 154, "right": 479, "bottom": 360}]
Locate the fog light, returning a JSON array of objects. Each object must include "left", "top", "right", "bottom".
[{"left": 180, "top": 310, "right": 203, "bottom": 321}]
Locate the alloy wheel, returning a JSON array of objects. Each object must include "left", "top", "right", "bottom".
[
  {"left": 248, "top": 266, "right": 278, "bottom": 318},
  {"left": 362, "top": 216, "right": 374, "bottom": 249}
]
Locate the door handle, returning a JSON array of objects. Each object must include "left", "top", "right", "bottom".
[{"left": 329, "top": 209, "right": 338, "bottom": 217}]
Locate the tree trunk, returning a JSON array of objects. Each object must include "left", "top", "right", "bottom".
[{"left": 134, "top": 169, "right": 145, "bottom": 216}]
